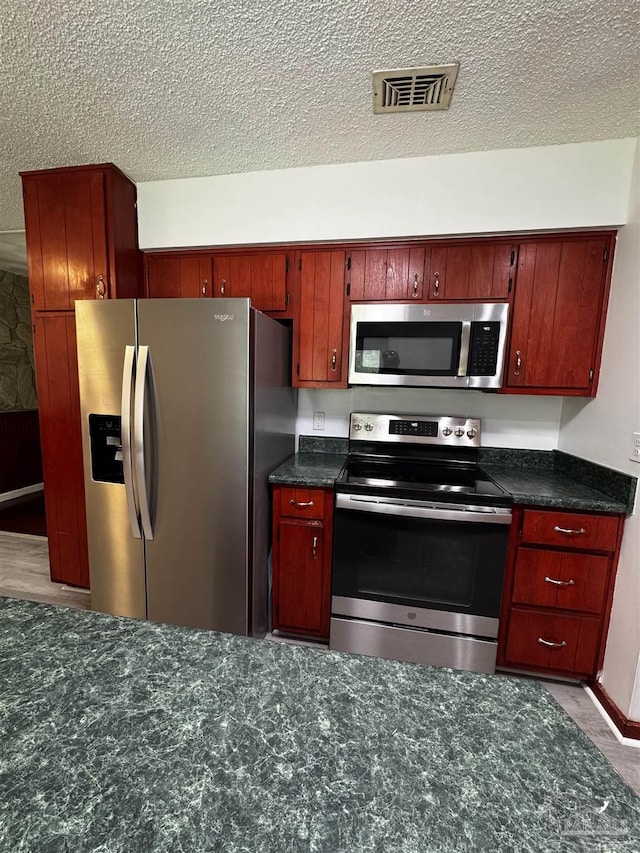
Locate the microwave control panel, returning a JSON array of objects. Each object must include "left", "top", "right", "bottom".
[{"left": 468, "top": 322, "right": 501, "bottom": 376}]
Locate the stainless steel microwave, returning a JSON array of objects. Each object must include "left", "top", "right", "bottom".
[{"left": 348, "top": 302, "right": 509, "bottom": 389}]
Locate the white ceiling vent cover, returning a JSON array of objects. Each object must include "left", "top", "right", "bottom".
[{"left": 373, "top": 64, "right": 459, "bottom": 114}]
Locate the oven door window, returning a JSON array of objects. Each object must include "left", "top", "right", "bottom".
[
  {"left": 333, "top": 507, "right": 508, "bottom": 618},
  {"left": 353, "top": 321, "right": 461, "bottom": 376}
]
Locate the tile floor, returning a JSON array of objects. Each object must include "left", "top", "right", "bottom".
[{"left": 0, "top": 530, "right": 637, "bottom": 796}]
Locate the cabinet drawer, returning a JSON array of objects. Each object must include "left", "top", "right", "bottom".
[
  {"left": 279, "top": 487, "right": 327, "bottom": 519},
  {"left": 505, "top": 608, "right": 600, "bottom": 676},
  {"left": 512, "top": 548, "right": 609, "bottom": 615},
  {"left": 521, "top": 510, "right": 619, "bottom": 552}
]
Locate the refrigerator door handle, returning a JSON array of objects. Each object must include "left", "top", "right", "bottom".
[
  {"left": 134, "top": 345, "right": 155, "bottom": 540},
  {"left": 121, "top": 345, "right": 142, "bottom": 539}
]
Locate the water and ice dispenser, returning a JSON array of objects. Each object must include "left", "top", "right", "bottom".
[{"left": 88, "top": 415, "right": 124, "bottom": 484}]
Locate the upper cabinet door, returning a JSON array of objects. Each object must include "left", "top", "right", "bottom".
[
  {"left": 23, "top": 171, "right": 109, "bottom": 311},
  {"left": 348, "top": 247, "right": 425, "bottom": 301},
  {"left": 212, "top": 252, "right": 288, "bottom": 312},
  {"left": 426, "top": 243, "right": 516, "bottom": 301},
  {"left": 146, "top": 254, "right": 212, "bottom": 298},
  {"left": 296, "top": 251, "right": 346, "bottom": 386},
  {"left": 506, "top": 238, "right": 611, "bottom": 393},
  {"left": 22, "top": 164, "right": 142, "bottom": 311}
]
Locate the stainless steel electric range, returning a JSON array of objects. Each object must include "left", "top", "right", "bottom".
[{"left": 330, "top": 413, "right": 513, "bottom": 674}]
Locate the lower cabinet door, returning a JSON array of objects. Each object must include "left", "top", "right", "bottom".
[
  {"left": 33, "top": 314, "right": 90, "bottom": 587},
  {"left": 273, "top": 519, "right": 329, "bottom": 639},
  {"left": 505, "top": 608, "right": 600, "bottom": 676}
]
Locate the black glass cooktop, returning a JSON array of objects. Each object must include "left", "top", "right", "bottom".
[{"left": 335, "top": 456, "right": 511, "bottom": 507}]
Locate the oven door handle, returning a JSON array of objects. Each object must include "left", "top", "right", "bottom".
[{"left": 335, "top": 494, "right": 512, "bottom": 525}]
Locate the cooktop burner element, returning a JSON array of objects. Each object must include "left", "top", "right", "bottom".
[{"left": 335, "top": 413, "right": 511, "bottom": 508}]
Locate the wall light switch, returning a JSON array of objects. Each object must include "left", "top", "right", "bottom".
[
  {"left": 313, "top": 411, "right": 325, "bottom": 431},
  {"left": 631, "top": 432, "right": 640, "bottom": 464}
]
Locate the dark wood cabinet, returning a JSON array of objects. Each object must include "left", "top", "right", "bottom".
[
  {"left": 144, "top": 250, "right": 291, "bottom": 313},
  {"left": 498, "top": 507, "right": 623, "bottom": 679},
  {"left": 272, "top": 486, "right": 334, "bottom": 640},
  {"left": 505, "top": 236, "right": 613, "bottom": 395},
  {"left": 295, "top": 251, "right": 347, "bottom": 387},
  {"left": 32, "top": 314, "right": 89, "bottom": 587},
  {"left": 21, "top": 163, "right": 142, "bottom": 587},
  {"left": 212, "top": 252, "right": 289, "bottom": 312},
  {"left": 146, "top": 254, "right": 212, "bottom": 298},
  {"left": 426, "top": 243, "right": 515, "bottom": 301},
  {"left": 22, "top": 164, "right": 140, "bottom": 311},
  {"left": 347, "top": 247, "right": 425, "bottom": 301}
]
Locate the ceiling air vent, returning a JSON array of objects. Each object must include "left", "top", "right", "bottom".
[{"left": 372, "top": 64, "right": 459, "bottom": 114}]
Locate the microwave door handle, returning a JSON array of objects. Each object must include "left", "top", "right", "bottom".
[{"left": 458, "top": 320, "right": 471, "bottom": 377}]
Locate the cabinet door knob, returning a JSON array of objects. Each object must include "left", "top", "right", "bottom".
[
  {"left": 312, "top": 535, "right": 318, "bottom": 560},
  {"left": 202, "top": 279, "right": 208, "bottom": 296},
  {"left": 544, "top": 576, "right": 575, "bottom": 587},
  {"left": 537, "top": 637, "right": 567, "bottom": 649},
  {"left": 289, "top": 499, "right": 314, "bottom": 508},
  {"left": 553, "top": 525, "right": 586, "bottom": 536},
  {"left": 413, "top": 273, "right": 419, "bottom": 298},
  {"left": 331, "top": 349, "right": 337, "bottom": 371},
  {"left": 514, "top": 350, "right": 522, "bottom": 376},
  {"left": 220, "top": 279, "right": 226, "bottom": 295},
  {"left": 433, "top": 271, "right": 440, "bottom": 297},
  {"left": 96, "top": 275, "right": 105, "bottom": 299}
]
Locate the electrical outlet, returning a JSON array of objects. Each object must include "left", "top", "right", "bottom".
[
  {"left": 313, "top": 411, "right": 325, "bottom": 431},
  {"left": 631, "top": 432, "right": 640, "bottom": 464}
]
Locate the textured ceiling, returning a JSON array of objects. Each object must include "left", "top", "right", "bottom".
[{"left": 0, "top": 0, "right": 638, "bottom": 243}]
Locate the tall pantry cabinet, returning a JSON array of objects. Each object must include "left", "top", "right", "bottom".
[{"left": 21, "top": 164, "right": 142, "bottom": 587}]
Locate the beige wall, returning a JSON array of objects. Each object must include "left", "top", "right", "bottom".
[{"left": 559, "top": 138, "right": 640, "bottom": 720}]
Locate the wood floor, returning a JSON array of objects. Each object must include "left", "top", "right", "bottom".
[
  {"left": 0, "top": 531, "right": 637, "bottom": 796},
  {"left": 0, "top": 531, "right": 90, "bottom": 609}
]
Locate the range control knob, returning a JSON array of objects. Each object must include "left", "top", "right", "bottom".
[
  {"left": 442, "top": 426, "right": 453, "bottom": 437},
  {"left": 353, "top": 421, "right": 363, "bottom": 432},
  {"left": 364, "top": 422, "right": 374, "bottom": 432},
  {"left": 467, "top": 427, "right": 478, "bottom": 439},
  {"left": 454, "top": 426, "right": 465, "bottom": 437}
]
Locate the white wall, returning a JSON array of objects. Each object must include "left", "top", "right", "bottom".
[
  {"left": 137, "top": 139, "right": 636, "bottom": 250},
  {"left": 559, "top": 138, "right": 640, "bottom": 721},
  {"left": 297, "top": 388, "right": 562, "bottom": 450}
]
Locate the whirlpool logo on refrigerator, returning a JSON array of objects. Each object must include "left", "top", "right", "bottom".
[{"left": 213, "top": 314, "right": 235, "bottom": 322}]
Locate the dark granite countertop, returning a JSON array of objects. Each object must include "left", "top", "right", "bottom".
[
  {"left": 481, "top": 448, "right": 637, "bottom": 514},
  {"left": 270, "top": 438, "right": 637, "bottom": 514},
  {"left": 268, "top": 452, "right": 346, "bottom": 487},
  {"left": 269, "top": 436, "right": 347, "bottom": 487},
  {"left": 1, "top": 596, "right": 639, "bottom": 852}
]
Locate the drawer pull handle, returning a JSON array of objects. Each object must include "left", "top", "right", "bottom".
[
  {"left": 331, "top": 349, "right": 337, "bottom": 371},
  {"left": 413, "top": 273, "right": 419, "bottom": 298},
  {"left": 553, "top": 525, "right": 586, "bottom": 536},
  {"left": 514, "top": 350, "right": 522, "bottom": 376},
  {"left": 544, "top": 576, "right": 575, "bottom": 587},
  {"left": 312, "top": 535, "right": 318, "bottom": 560},
  {"left": 537, "top": 637, "right": 567, "bottom": 649},
  {"left": 433, "top": 271, "right": 440, "bottom": 297},
  {"left": 290, "top": 499, "right": 314, "bottom": 508}
]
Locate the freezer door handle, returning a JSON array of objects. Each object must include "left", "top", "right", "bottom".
[
  {"left": 134, "top": 345, "right": 155, "bottom": 540},
  {"left": 121, "top": 345, "right": 141, "bottom": 539}
]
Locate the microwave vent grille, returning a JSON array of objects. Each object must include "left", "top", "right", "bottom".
[{"left": 373, "top": 65, "right": 459, "bottom": 114}]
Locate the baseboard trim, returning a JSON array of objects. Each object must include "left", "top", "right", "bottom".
[
  {"left": 586, "top": 682, "right": 640, "bottom": 747},
  {"left": 0, "top": 483, "right": 44, "bottom": 504}
]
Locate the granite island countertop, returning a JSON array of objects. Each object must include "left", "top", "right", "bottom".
[
  {"left": 1, "top": 596, "right": 639, "bottom": 853},
  {"left": 270, "top": 438, "right": 637, "bottom": 514}
]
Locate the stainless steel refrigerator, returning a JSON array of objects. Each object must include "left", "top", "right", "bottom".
[{"left": 75, "top": 298, "right": 296, "bottom": 636}]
